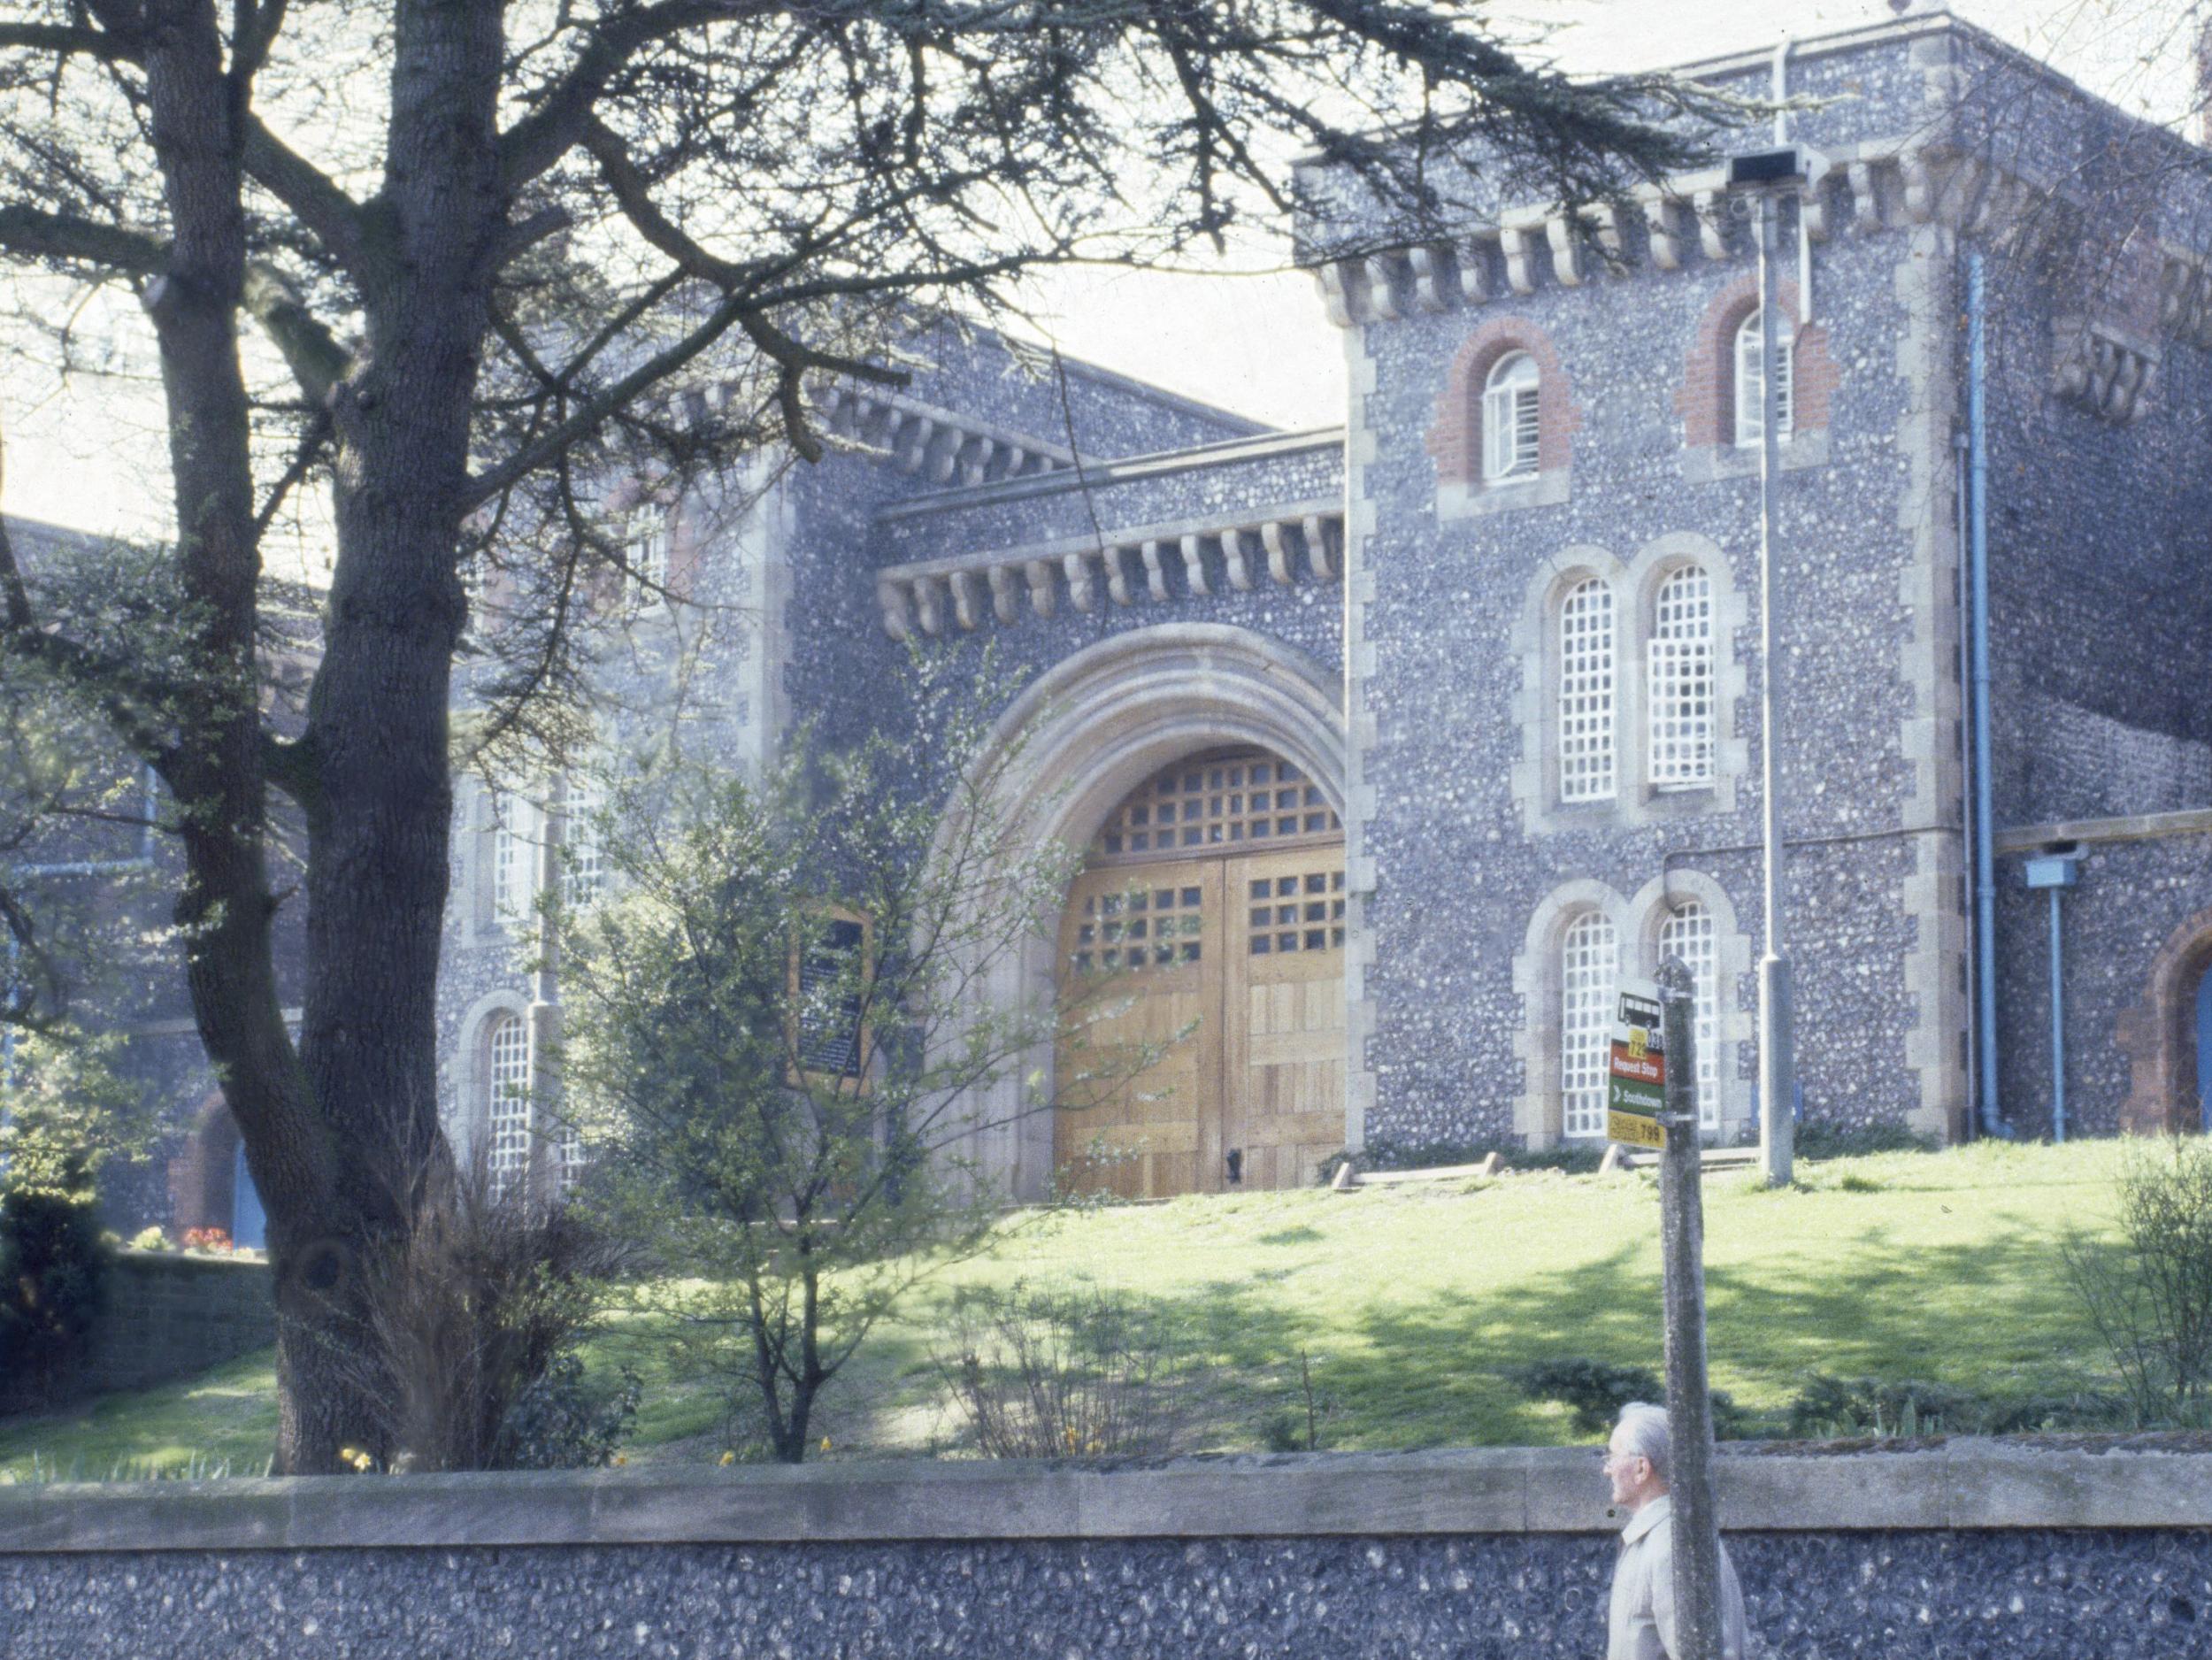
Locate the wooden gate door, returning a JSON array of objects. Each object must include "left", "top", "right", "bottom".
[
  {"left": 1054, "top": 859, "right": 1223, "bottom": 1199},
  {"left": 1053, "top": 749, "right": 1347, "bottom": 1199},
  {"left": 1223, "top": 849, "right": 1348, "bottom": 1191}
]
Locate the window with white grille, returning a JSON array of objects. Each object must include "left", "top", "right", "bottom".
[
  {"left": 627, "top": 509, "right": 671, "bottom": 600},
  {"left": 487, "top": 1012, "right": 532, "bottom": 1192},
  {"left": 1734, "top": 311, "right": 1794, "bottom": 447},
  {"left": 563, "top": 777, "right": 603, "bottom": 909},
  {"left": 1647, "top": 566, "right": 1715, "bottom": 788},
  {"left": 1558, "top": 579, "right": 1616, "bottom": 803},
  {"left": 493, "top": 792, "right": 535, "bottom": 921},
  {"left": 1657, "top": 903, "right": 1719, "bottom": 1129},
  {"left": 1482, "top": 351, "right": 1541, "bottom": 482},
  {"left": 1561, "top": 911, "right": 1617, "bottom": 1140}
]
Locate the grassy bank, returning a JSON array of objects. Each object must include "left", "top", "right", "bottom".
[{"left": 0, "top": 1140, "right": 2128, "bottom": 1479}]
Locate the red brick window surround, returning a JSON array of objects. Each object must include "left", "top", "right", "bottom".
[
  {"left": 1430, "top": 317, "right": 1578, "bottom": 493},
  {"left": 1678, "top": 274, "right": 1837, "bottom": 452}
]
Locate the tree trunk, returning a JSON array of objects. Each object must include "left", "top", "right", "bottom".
[{"left": 273, "top": 0, "right": 505, "bottom": 1473}]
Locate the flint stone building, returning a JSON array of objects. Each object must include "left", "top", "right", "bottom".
[{"left": 42, "top": 9, "right": 2212, "bottom": 1238}]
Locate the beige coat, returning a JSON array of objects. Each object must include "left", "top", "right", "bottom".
[{"left": 1606, "top": 1495, "right": 1750, "bottom": 1660}]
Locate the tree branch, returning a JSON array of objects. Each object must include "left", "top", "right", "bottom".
[
  {"left": 241, "top": 260, "right": 349, "bottom": 404},
  {"left": 241, "top": 115, "right": 365, "bottom": 271},
  {"left": 0, "top": 20, "right": 141, "bottom": 62},
  {"left": 0, "top": 203, "right": 165, "bottom": 275}
]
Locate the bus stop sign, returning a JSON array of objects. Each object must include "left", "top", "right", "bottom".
[{"left": 1608, "top": 978, "right": 1667, "bottom": 1149}]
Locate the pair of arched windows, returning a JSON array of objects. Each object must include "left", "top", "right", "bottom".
[
  {"left": 1559, "top": 903, "right": 1720, "bottom": 1138},
  {"left": 1557, "top": 566, "right": 1716, "bottom": 803},
  {"left": 1479, "top": 312, "right": 1793, "bottom": 486}
]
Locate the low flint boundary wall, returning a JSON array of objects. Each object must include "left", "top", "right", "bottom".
[{"left": 3, "top": 1442, "right": 2210, "bottom": 1657}]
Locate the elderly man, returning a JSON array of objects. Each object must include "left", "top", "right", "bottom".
[{"left": 1603, "top": 1402, "right": 1750, "bottom": 1660}]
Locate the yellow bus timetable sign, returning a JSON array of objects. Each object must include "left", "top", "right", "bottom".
[{"left": 1607, "top": 979, "right": 1667, "bottom": 1149}]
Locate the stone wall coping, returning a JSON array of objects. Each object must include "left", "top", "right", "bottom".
[
  {"left": 111, "top": 1249, "right": 272, "bottom": 1274},
  {"left": 1996, "top": 807, "right": 2212, "bottom": 854},
  {"left": 873, "top": 427, "right": 1346, "bottom": 522},
  {"left": 7, "top": 1442, "right": 2212, "bottom": 1556}
]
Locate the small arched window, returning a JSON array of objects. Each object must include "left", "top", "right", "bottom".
[
  {"left": 1558, "top": 578, "right": 1616, "bottom": 803},
  {"left": 1561, "top": 911, "right": 1617, "bottom": 1140},
  {"left": 1482, "top": 351, "right": 1541, "bottom": 482},
  {"left": 486, "top": 1011, "right": 532, "bottom": 1191},
  {"left": 1648, "top": 566, "right": 1715, "bottom": 788},
  {"left": 1657, "top": 903, "right": 1719, "bottom": 1129},
  {"left": 1734, "top": 311, "right": 1794, "bottom": 447}
]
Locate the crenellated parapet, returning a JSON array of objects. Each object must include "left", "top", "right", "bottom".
[
  {"left": 1310, "top": 142, "right": 2056, "bottom": 331},
  {"left": 875, "top": 502, "right": 1343, "bottom": 641},
  {"left": 813, "top": 384, "right": 1082, "bottom": 485}
]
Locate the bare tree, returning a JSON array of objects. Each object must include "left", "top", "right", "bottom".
[{"left": 0, "top": 0, "right": 1725, "bottom": 1470}]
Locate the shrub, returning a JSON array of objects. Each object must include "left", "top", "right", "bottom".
[
  {"left": 933, "top": 1281, "right": 1187, "bottom": 1459},
  {"left": 128, "top": 1226, "right": 169, "bottom": 1252},
  {"left": 495, "top": 1352, "right": 642, "bottom": 1469},
  {"left": 1784, "top": 1374, "right": 1985, "bottom": 1439},
  {"left": 2062, "top": 1141, "right": 2212, "bottom": 1426},
  {"left": 1793, "top": 1121, "right": 1935, "bottom": 1160},
  {"left": 1508, "top": 1356, "right": 1749, "bottom": 1439},
  {"left": 0, "top": 1179, "right": 110, "bottom": 1408}
]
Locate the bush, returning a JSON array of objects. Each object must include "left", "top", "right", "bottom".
[
  {"left": 1793, "top": 1121, "right": 1935, "bottom": 1160},
  {"left": 1508, "top": 1356, "right": 1749, "bottom": 1439},
  {"left": 127, "top": 1226, "right": 169, "bottom": 1252},
  {"left": 2062, "top": 1141, "right": 2212, "bottom": 1426},
  {"left": 933, "top": 1281, "right": 1188, "bottom": 1459},
  {"left": 495, "top": 1352, "right": 641, "bottom": 1469},
  {"left": 0, "top": 1180, "right": 110, "bottom": 1409},
  {"left": 1784, "top": 1373, "right": 1985, "bottom": 1439}
]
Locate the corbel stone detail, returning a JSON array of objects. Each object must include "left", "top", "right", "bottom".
[
  {"left": 812, "top": 383, "right": 1080, "bottom": 485},
  {"left": 2158, "top": 251, "right": 2212, "bottom": 349},
  {"left": 2053, "top": 319, "right": 2160, "bottom": 423},
  {"left": 875, "top": 502, "right": 1346, "bottom": 638}
]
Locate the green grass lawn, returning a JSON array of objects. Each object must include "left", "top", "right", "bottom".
[{"left": 0, "top": 1139, "right": 2131, "bottom": 1479}]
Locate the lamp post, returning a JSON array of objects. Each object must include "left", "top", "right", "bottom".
[{"left": 1727, "top": 144, "right": 1822, "bottom": 1187}]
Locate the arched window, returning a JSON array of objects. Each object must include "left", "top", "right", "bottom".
[
  {"left": 1734, "top": 311, "right": 1794, "bottom": 447},
  {"left": 1648, "top": 566, "right": 1715, "bottom": 788},
  {"left": 563, "top": 777, "right": 604, "bottom": 909},
  {"left": 1561, "top": 911, "right": 1617, "bottom": 1139},
  {"left": 1657, "top": 903, "right": 1719, "bottom": 1129},
  {"left": 486, "top": 1011, "right": 532, "bottom": 1191},
  {"left": 1559, "top": 578, "right": 1616, "bottom": 803},
  {"left": 493, "top": 791, "right": 534, "bottom": 921},
  {"left": 1482, "top": 351, "right": 1541, "bottom": 482}
]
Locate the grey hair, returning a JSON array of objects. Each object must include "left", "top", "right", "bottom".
[{"left": 1615, "top": 1403, "right": 1671, "bottom": 1485}]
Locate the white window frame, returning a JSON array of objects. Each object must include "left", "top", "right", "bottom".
[
  {"left": 1647, "top": 565, "right": 1716, "bottom": 790},
  {"left": 492, "top": 790, "right": 538, "bottom": 922},
  {"left": 1657, "top": 903, "right": 1720, "bottom": 1130},
  {"left": 1557, "top": 577, "right": 1616, "bottom": 803},
  {"left": 486, "top": 1012, "right": 532, "bottom": 1193},
  {"left": 1560, "top": 911, "right": 1617, "bottom": 1141},
  {"left": 1733, "top": 311, "right": 1794, "bottom": 448},
  {"left": 1481, "top": 351, "right": 1541, "bottom": 483},
  {"left": 562, "top": 775, "right": 605, "bottom": 911},
  {"left": 626, "top": 507, "right": 671, "bottom": 603}
]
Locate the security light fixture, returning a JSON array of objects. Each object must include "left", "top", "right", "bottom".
[{"left": 1726, "top": 144, "right": 1827, "bottom": 189}]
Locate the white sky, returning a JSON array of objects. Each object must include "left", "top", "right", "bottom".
[{"left": 1, "top": 0, "right": 2198, "bottom": 558}]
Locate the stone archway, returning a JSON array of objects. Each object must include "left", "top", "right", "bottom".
[
  {"left": 930, "top": 624, "right": 1348, "bottom": 1202},
  {"left": 2117, "top": 907, "right": 2212, "bottom": 1135}
]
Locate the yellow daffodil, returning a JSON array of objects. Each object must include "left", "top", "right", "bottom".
[{"left": 718, "top": 1451, "right": 736, "bottom": 1467}]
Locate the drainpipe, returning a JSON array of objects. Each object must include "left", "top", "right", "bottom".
[
  {"left": 2024, "top": 854, "right": 2079, "bottom": 1142},
  {"left": 1966, "top": 252, "right": 2006, "bottom": 1138},
  {"left": 1954, "top": 434, "right": 1978, "bottom": 1133},
  {"left": 1770, "top": 35, "right": 1816, "bottom": 326}
]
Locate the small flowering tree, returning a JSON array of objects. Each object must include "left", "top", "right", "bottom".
[{"left": 556, "top": 657, "right": 1148, "bottom": 1462}]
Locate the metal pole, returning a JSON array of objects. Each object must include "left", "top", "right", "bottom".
[
  {"left": 1755, "top": 190, "right": 1797, "bottom": 1187},
  {"left": 2048, "top": 885, "right": 2066, "bottom": 1145},
  {"left": 1967, "top": 251, "right": 2005, "bottom": 1140},
  {"left": 1657, "top": 954, "right": 1724, "bottom": 1660}
]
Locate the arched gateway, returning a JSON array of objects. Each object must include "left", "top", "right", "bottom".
[
  {"left": 933, "top": 625, "right": 1349, "bottom": 1203},
  {"left": 1056, "top": 747, "right": 1347, "bottom": 1197}
]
